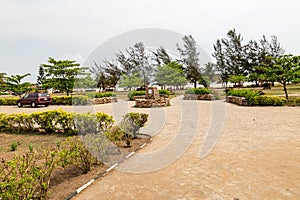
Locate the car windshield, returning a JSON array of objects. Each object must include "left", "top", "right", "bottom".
[{"left": 39, "top": 93, "right": 49, "bottom": 97}]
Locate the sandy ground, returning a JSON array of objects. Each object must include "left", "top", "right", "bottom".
[{"left": 1, "top": 98, "right": 300, "bottom": 199}]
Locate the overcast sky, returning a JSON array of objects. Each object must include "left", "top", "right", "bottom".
[{"left": 1, "top": 0, "right": 299, "bottom": 82}]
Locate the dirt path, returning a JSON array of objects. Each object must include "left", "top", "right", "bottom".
[{"left": 72, "top": 98, "right": 300, "bottom": 200}]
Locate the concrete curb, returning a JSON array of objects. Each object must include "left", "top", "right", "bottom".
[{"left": 65, "top": 138, "right": 153, "bottom": 200}]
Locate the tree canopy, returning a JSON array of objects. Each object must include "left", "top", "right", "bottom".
[
  {"left": 4, "top": 73, "right": 31, "bottom": 97},
  {"left": 41, "top": 57, "right": 88, "bottom": 96}
]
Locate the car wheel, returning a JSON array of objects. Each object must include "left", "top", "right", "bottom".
[
  {"left": 31, "top": 102, "right": 36, "bottom": 108},
  {"left": 17, "top": 102, "right": 23, "bottom": 107},
  {"left": 45, "top": 104, "right": 49, "bottom": 107}
]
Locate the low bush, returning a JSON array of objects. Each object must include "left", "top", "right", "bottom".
[
  {"left": 0, "top": 98, "right": 18, "bottom": 105},
  {"left": 0, "top": 109, "right": 114, "bottom": 135},
  {"left": 158, "top": 89, "right": 170, "bottom": 96},
  {"left": 248, "top": 95, "right": 286, "bottom": 106},
  {"left": 128, "top": 90, "right": 171, "bottom": 100},
  {"left": 185, "top": 88, "right": 211, "bottom": 95},
  {"left": 10, "top": 141, "right": 18, "bottom": 151},
  {"left": 105, "top": 112, "right": 149, "bottom": 147},
  {"left": 0, "top": 136, "right": 99, "bottom": 199},
  {"left": 286, "top": 97, "right": 300, "bottom": 106},
  {"left": 127, "top": 91, "right": 146, "bottom": 100},
  {"left": 94, "top": 92, "right": 116, "bottom": 98},
  {"left": 51, "top": 95, "right": 89, "bottom": 105},
  {"left": 226, "top": 89, "right": 261, "bottom": 99}
]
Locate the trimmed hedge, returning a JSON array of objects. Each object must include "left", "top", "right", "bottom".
[
  {"left": 226, "top": 89, "right": 260, "bottom": 99},
  {"left": 226, "top": 89, "right": 286, "bottom": 106},
  {"left": 127, "top": 91, "right": 146, "bottom": 100},
  {"left": 0, "top": 109, "right": 114, "bottom": 135},
  {"left": 94, "top": 92, "right": 116, "bottom": 98},
  {"left": 52, "top": 95, "right": 89, "bottom": 105},
  {"left": 185, "top": 88, "right": 210, "bottom": 95},
  {"left": 158, "top": 89, "right": 170, "bottom": 96},
  {"left": 128, "top": 90, "right": 171, "bottom": 100},
  {"left": 0, "top": 93, "right": 116, "bottom": 106},
  {"left": 0, "top": 98, "right": 18, "bottom": 105},
  {"left": 248, "top": 96, "right": 286, "bottom": 106}
]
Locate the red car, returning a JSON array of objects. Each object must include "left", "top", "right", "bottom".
[{"left": 17, "top": 92, "right": 52, "bottom": 107}]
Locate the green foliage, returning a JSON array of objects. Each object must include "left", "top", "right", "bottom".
[
  {"left": 185, "top": 88, "right": 211, "bottom": 95},
  {"left": 155, "top": 62, "right": 187, "bottom": 87},
  {"left": 51, "top": 95, "right": 89, "bottom": 105},
  {"left": 41, "top": 57, "right": 88, "bottom": 96},
  {"left": 256, "top": 55, "right": 300, "bottom": 99},
  {"left": 0, "top": 98, "right": 17, "bottom": 105},
  {"left": 4, "top": 73, "right": 32, "bottom": 97},
  {"left": 94, "top": 92, "right": 116, "bottom": 98},
  {"left": 10, "top": 141, "right": 18, "bottom": 151},
  {"left": 60, "top": 137, "right": 99, "bottom": 173},
  {"left": 226, "top": 89, "right": 261, "bottom": 99},
  {"left": 0, "top": 137, "right": 99, "bottom": 199},
  {"left": 248, "top": 96, "right": 286, "bottom": 106},
  {"left": 177, "top": 35, "right": 204, "bottom": 88},
  {"left": 128, "top": 90, "right": 170, "bottom": 100},
  {"left": 119, "top": 73, "right": 143, "bottom": 90},
  {"left": 127, "top": 91, "right": 146, "bottom": 100},
  {"left": 286, "top": 97, "right": 300, "bottom": 106},
  {"left": 72, "top": 96, "right": 89, "bottom": 105},
  {"left": 0, "top": 109, "right": 114, "bottom": 135},
  {"left": 105, "top": 112, "right": 149, "bottom": 147},
  {"left": 158, "top": 89, "right": 170, "bottom": 96},
  {"left": 228, "top": 74, "right": 246, "bottom": 86}
]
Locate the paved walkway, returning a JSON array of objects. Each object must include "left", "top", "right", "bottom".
[
  {"left": 72, "top": 97, "right": 300, "bottom": 200},
  {"left": 1, "top": 98, "right": 300, "bottom": 199}
]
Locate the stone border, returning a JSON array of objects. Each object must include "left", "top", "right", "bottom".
[
  {"left": 65, "top": 137, "right": 153, "bottom": 200},
  {"left": 226, "top": 96, "right": 248, "bottom": 106},
  {"left": 88, "top": 97, "right": 117, "bottom": 105},
  {"left": 183, "top": 94, "right": 215, "bottom": 101}
]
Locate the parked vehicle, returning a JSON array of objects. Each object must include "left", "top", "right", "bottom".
[{"left": 17, "top": 92, "right": 52, "bottom": 107}]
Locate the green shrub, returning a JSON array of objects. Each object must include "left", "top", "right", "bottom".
[
  {"left": 0, "top": 98, "right": 18, "bottom": 105},
  {"left": 0, "top": 137, "right": 100, "bottom": 199},
  {"left": 185, "top": 88, "right": 210, "bottom": 95},
  {"left": 52, "top": 95, "right": 89, "bottom": 105},
  {"left": 51, "top": 96, "right": 72, "bottom": 105},
  {"left": 158, "top": 89, "right": 170, "bottom": 96},
  {"left": 94, "top": 92, "right": 116, "bottom": 98},
  {"left": 286, "top": 97, "right": 300, "bottom": 106},
  {"left": 10, "top": 141, "right": 18, "bottom": 151},
  {"left": 127, "top": 91, "right": 146, "bottom": 100},
  {"left": 72, "top": 95, "right": 89, "bottom": 105},
  {"left": 104, "top": 112, "right": 149, "bottom": 147},
  {"left": 226, "top": 89, "right": 261, "bottom": 99},
  {"left": 248, "top": 96, "right": 286, "bottom": 106},
  {"left": 0, "top": 109, "right": 114, "bottom": 135}
]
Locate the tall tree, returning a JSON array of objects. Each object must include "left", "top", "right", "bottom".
[
  {"left": 36, "top": 66, "right": 48, "bottom": 90},
  {"left": 0, "top": 72, "right": 7, "bottom": 91},
  {"left": 90, "top": 60, "right": 123, "bottom": 91},
  {"left": 155, "top": 61, "right": 187, "bottom": 91},
  {"left": 256, "top": 55, "right": 300, "bottom": 99},
  {"left": 152, "top": 46, "right": 172, "bottom": 66},
  {"left": 212, "top": 39, "right": 229, "bottom": 86},
  {"left": 177, "top": 35, "right": 205, "bottom": 88},
  {"left": 119, "top": 72, "right": 143, "bottom": 91},
  {"left": 5, "top": 73, "right": 31, "bottom": 97},
  {"left": 116, "top": 42, "right": 153, "bottom": 85},
  {"left": 42, "top": 57, "right": 87, "bottom": 96}
]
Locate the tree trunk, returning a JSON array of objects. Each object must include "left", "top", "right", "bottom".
[
  {"left": 283, "top": 82, "right": 288, "bottom": 100},
  {"left": 193, "top": 81, "right": 197, "bottom": 88}
]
